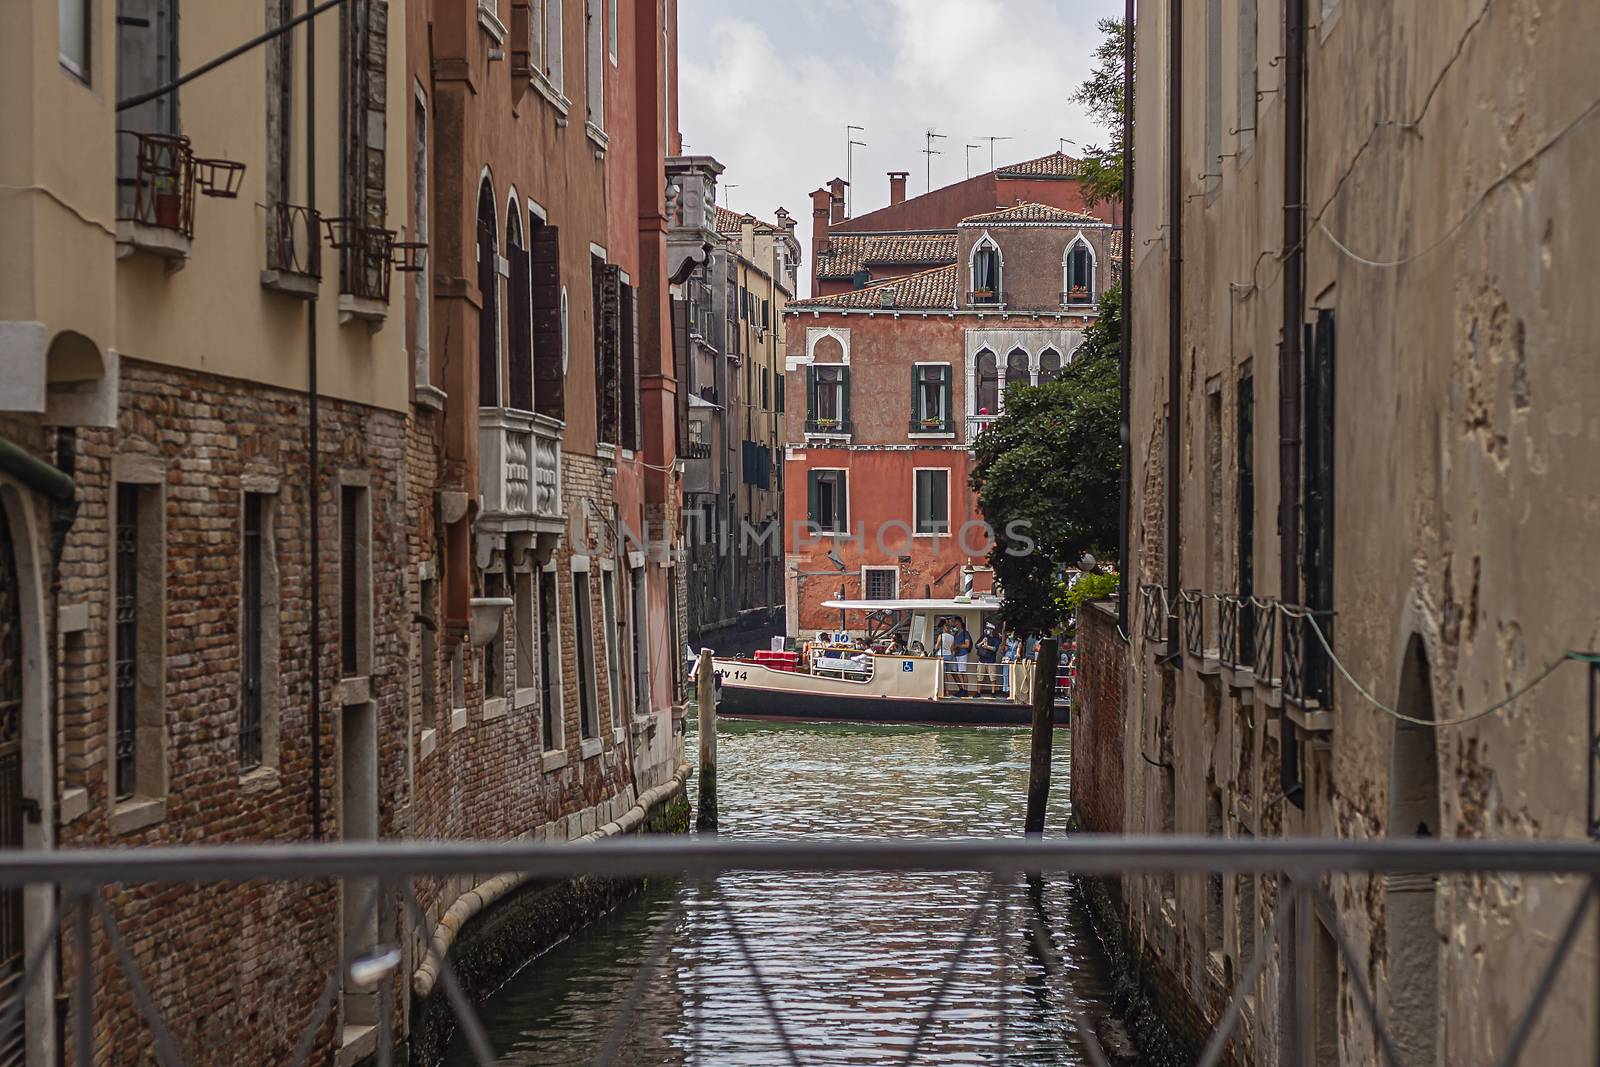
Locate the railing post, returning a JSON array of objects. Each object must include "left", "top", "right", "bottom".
[
  {"left": 1024, "top": 638, "right": 1060, "bottom": 835},
  {"left": 696, "top": 649, "right": 718, "bottom": 834}
]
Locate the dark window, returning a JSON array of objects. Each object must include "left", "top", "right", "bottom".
[
  {"left": 507, "top": 212, "right": 533, "bottom": 411},
  {"left": 339, "top": 486, "right": 364, "bottom": 677},
  {"left": 775, "top": 373, "right": 785, "bottom": 414},
  {"left": 114, "top": 483, "right": 140, "bottom": 799},
  {"left": 594, "top": 259, "right": 621, "bottom": 446},
  {"left": 1304, "top": 311, "right": 1336, "bottom": 699},
  {"left": 1005, "top": 349, "right": 1030, "bottom": 393},
  {"left": 975, "top": 350, "right": 999, "bottom": 414},
  {"left": 628, "top": 567, "right": 648, "bottom": 718},
  {"left": 601, "top": 569, "right": 622, "bottom": 727},
  {"left": 1067, "top": 243, "right": 1094, "bottom": 301},
  {"left": 972, "top": 242, "right": 1000, "bottom": 294},
  {"left": 483, "top": 572, "right": 504, "bottom": 702},
  {"left": 807, "top": 470, "right": 847, "bottom": 532},
  {"left": 914, "top": 469, "right": 950, "bottom": 535},
  {"left": 116, "top": 0, "right": 181, "bottom": 215},
  {"left": 538, "top": 568, "right": 561, "bottom": 748},
  {"left": 621, "top": 283, "right": 639, "bottom": 450},
  {"left": 530, "top": 217, "right": 566, "bottom": 419},
  {"left": 574, "top": 571, "right": 599, "bottom": 739},
  {"left": 1038, "top": 349, "right": 1063, "bottom": 384},
  {"left": 240, "top": 493, "right": 265, "bottom": 770},
  {"left": 477, "top": 181, "right": 500, "bottom": 406},
  {"left": 338, "top": 0, "right": 389, "bottom": 296},
  {"left": 808, "top": 364, "right": 848, "bottom": 430},
  {"left": 912, "top": 365, "right": 952, "bottom": 430},
  {"left": 1237, "top": 373, "right": 1255, "bottom": 661},
  {"left": 865, "top": 568, "right": 897, "bottom": 600}
]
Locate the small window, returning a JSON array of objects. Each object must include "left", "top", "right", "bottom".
[
  {"left": 585, "top": 0, "right": 604, "bottom": 128},
  {"left": 914, "top": 469, "right": 951, "bottom": 535},
  {"left": 113, "top": 479, "right": 165, "bottom": 803},
  {"left": 601, "top": 568, "right": 622, "bottom": 728},
  {"left": 239, "top": 492, "right": 278, "bottom": 771},
  {"left": 975, "top": 350, "right": 999, "bottom": 415},
  {"left": 1066, "top": 241, "right": 1095, "bottom": 303},
  {"left": 808, "top": 470, "right": 848, "bottom": 533},
  {"left": 420, "top": 577, "right": 437, "bottom": 732},
  {"left": 607, "top": 0, "right": 618, "bottom": 62},
  {"left": 809, "top": 364, "right": 847, "bottom": 430},
  {"left": 60, "top": 0, "right": 91, "bottom": 80},
  {"left": 864, "top": 567, "right": 898, "bottom": 601},
  {"left": 339, "top": 485, "right": 371, "bottom": 678},
  {"left": 628, "top": 564, "right": 648, "bottom": 718},
  {"left": 483, "top": 571, "right": 505, "bottom": 705},
  {"left": 514, "top": 570, "right": 535, "bottom": 698},
  {"left": 573, "top": 568, "right": 600, "bottom": 740},
  {"left": 971, "top": 239, "right": 1001, "bottom": 300},
  {"left": 912, "top": 364, "right": 952, "bottom": 430},
  {"left": 538, "top": 567, "right": 562, "bottom": 750}
]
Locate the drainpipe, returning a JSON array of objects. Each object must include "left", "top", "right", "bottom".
[
  {"left": 305, "top": 0, "right": 324, "bottom": 840},
  {"left": 0, "top": 437, "right": 76, "bottom": 504},
  {"left": 1117, "top": 0, "right": 1134, "bottom": 636},
  {"left": 1165, "top": 0, "right": 1182, "bottom": 654}
]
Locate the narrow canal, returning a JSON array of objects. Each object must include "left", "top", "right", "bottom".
[{"left": 443, "top": 718, "right": 1116, "bottom": 1065}]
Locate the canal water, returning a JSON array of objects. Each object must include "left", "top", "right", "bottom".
[{"left": 443, "top": 718, "right": 1115, "bottom": 1065}]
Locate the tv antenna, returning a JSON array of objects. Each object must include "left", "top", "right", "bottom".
[
  {"left": 721, "top": 184, "right": 740, "bottom": 209},
  {"left": 922, "top": 129, "right": 947, "bottom": 192},
  {"left": 1059, "top": 138, "right": 1077, "bottom": 155},
  {"left": 965, "top": 144, "right": 982, "bottom": 179},
  {"left": 846, "top": 125, "right": 866, "bottom": 216},
  {"left": 973, "top": 135, "right": 1014, "bottom": 173}
]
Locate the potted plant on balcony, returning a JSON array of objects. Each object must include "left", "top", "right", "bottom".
[
  {"left": 813, "top": 417, "right": 840, "bottom": 432},
  {"left": 151, "top": 174, "right": 182, "bottom": 230},
  {"left": 917, "top": 416, "right": 945, "bottom": 431}
]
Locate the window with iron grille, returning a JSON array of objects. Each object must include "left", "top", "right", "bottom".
[
  {"left": 114, "top": 484, "right": 141, "bottom": 799},
  {"left": 484, "top": 572, "right": 505, "bottom": 704},
  {"left": 239, "top": 493, "right": 266, "bottom": 770},
  {"left": 864, "top": 567, "right": 898, "bottom": 601}
]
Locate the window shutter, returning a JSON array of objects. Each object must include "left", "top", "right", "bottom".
[
  {"left": 910, "top": 366, "right": 921, "bottom": 425},
  {"left": 807, "top": 470, "right": 820, "bottom": 527},
  {"left": 939, "top": 365, "right": 953, "bottom": 427},
  {"left": 478, "top": 221, "right": 499, "bottom": 407},
  {"left": 508, "top": 245, "right": 533, "bottom": 411},
  {"left": 620, "top": 283, "right": 638, "bottom": 450},
  {"left": 530, "top": 224, "right": 564, "bottom": 419},
  {"left": 840, "top": 366, "right": 851, "bottom": 429},
  {"left": 836, "top": 471, "right": 848, "bottom": 528},
  {"left": 805, "top": 366, "right": 817, "bottom": 423}
]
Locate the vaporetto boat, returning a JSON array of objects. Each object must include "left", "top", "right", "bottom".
[{"left": 710, "top": 597, "right": 1068, "bottom": 728}]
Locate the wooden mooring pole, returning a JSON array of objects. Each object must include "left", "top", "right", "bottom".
[
  {"left": 1025, "top": 637, "right": 1061, "bottom": 835},
  {"left": 696, "top": 648, "right": 717, "bottom": 833}
]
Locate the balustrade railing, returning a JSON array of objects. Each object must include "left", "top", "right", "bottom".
[
  {"left": 966, "top": 415, "right": 998, "bottom": 442},
  {"left": 479, "top": 409, "right": 563, "bottom": 527},
  {"left": 1282, "top": 608, "right": 1335, "bottom": 708},
  {"left": 1251, "top": 598, "right": 1279, "bottom": 686},
  {"left": 1139, "top": 584, "right": 1165, "bottom": 644},
  {"left": 1181, "top": 589, "right": 1206, "bottom": 659},
  {"left": 1219, "top": 595, "right": 1240, "bottom": 669}
]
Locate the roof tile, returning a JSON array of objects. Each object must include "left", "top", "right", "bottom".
[{"left": 789, "top": 263, "right": 957, "bottom": 311}]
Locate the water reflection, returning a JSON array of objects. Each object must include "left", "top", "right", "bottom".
[{"left": 444, "top": 719, "right": 1114, "bottom": 1065}]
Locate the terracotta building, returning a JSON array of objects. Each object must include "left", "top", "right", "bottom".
[
  {"left": 784, "top": 159, "right": 1120, "bottom": 638},
  {"left": 1079, "top": 0, "right": 1600, "bottom": 1062}
]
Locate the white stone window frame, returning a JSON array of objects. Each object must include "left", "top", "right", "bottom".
[
  {"left": 1062, "top": 232, "right": 1097, "bottom": 306},
  {"left": 963, "top": 328, "right": 1087, "bottom": 419},
  {"left": 571, "top": 554, "right": 604, "bottom": 758},
  {"left": 598, "top": 558, "right": 624, "bottom": 737},
  {"left": 512, "top": 559, "right": 539, "bottom": 713},
  {"left": 110, "top": 452, "right": 168, "bottom": 835},
  {"left": 912, "top": 466, "right": 952, "bottom": 538},
  {"left": 969, "top": 231, "right": 1004, "bottom": 296},
  {"left": 539, "top": 557, "right": 567, "bottom": 768},
  {"left": 861, "top": 565, "right": 899, "bottom": 601},
  {"left": 808, "top": 466, "right": 850, "bottom": 534},
  {"left": 238, "top": 474, "right": 282, "bottom": 792},
  {"left": 909, "top": 360, "right": 955, "bottom": 440}
]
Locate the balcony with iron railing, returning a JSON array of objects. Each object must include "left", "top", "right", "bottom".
[
  {"left": 908, "top": 416, "right": 954, "bottom": 436},
  {"left": 804, "top": 417, "right": 851, "bottom": 439},
  {"left": 116, "top": 131, "right": 245, "bottom": 261},
  {"left": 261, "top": 202, "right": 322, "bottom": 298},
  {"left": 478, "top": 408, "right": 565, "bottom": 551},
  {"left": 323, "top": 217, "right": 427, "bottom": 323},
  {"left": 1060, "top": 287, "right": 1095, "bottom": 307},
  {"left": 966, "top": 289, "right": 1009, "bottom": 308}
]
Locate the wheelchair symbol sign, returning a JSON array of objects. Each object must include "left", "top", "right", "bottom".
[{"left": 902, "top": 661, "right": 914, "bottom": 672}]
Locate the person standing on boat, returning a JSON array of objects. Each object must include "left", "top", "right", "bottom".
[
  {"left": 974, "top": 623, "right": 1001, "bottom": 696},
  {"left": 1002, "top": 631, "right": 1022, "bottom": 693},
  {"left": 951, "top": 620, "right": 974, "bottom": 696},
  {"left": 935, "top": 621, "right": 956, "bottom": 693}
]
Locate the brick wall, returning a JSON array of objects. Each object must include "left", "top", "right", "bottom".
[
  {"left": 1072, "top": 599, "right": 1126, "bottom": 834},
  {"left": 49, "top": 358, "right": 410, "bottom": 1065}
]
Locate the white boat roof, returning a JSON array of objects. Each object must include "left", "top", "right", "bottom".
[{"left": 820, "top": 598, "right": 1003, "bottom": 612}]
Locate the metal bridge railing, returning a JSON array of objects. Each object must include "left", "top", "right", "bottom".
[{"left": 0, "top": 836, "right": 1595, "bottom": 1066}]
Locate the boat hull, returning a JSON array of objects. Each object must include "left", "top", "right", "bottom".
[{"left": 716, "top": 679, "right": 1068, "bottom": 728}]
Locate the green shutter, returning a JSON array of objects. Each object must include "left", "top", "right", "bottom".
[
  {"left": 939, "top": 365, "right": 952, "bottom": 428},
  {"left": 807, "top": 469, "right": 820, "bottom": 527},
  {"left": 910, "top": 366, "right": 921, "bottom": 426},
  {"left": 806, "top": 366, "right": 817, "bottom": 424},
  {"left": 840, "top": 366, "right": 851, "bottom": 430}
]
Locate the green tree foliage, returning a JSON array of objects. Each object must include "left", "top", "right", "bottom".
[
  {"left": 1073, "top": 18, "right": 1133, "bottom": 208},
  {"left": 972, "top": 285, "right": 1122, "bottom": 633}
]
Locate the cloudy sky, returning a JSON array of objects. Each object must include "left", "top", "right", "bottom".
[{"left": 678, "top": 0, "right": 1125, "bottom": 296}]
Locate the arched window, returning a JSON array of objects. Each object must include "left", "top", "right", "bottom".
[
  {"left": 505, "top": 196, "right": 533, "bottom": 411},
  {"left": 1065, "top": 239, "right": 1095, "bottom": 304},
  {"left": 477, "top": 177, "right": 500, "bottom": 407},
  {"left": 970, "top": 237, "right": 1002, "bottom": 304},
  {"left": 1005, "top": 349, "right": 1030, "bottom": 394},
  {"left": 1038, "top": 348, "right": 1062, "bottom": 384},
  {"left": 975, "top": 350, "right": 999, "bottom": 415}
]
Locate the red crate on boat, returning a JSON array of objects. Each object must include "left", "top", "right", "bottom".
[{"left": 753, "top": 649, "right": 800, "bottom": 672}]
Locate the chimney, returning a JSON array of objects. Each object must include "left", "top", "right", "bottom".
[
  {"left": 888, "top": 171, "right": 909, "bottom": 207},
  {"left": 811, "top": 187, "right": 833, "bottom": 289},
  {"left": 828, "top": 177, "right": 848, "bottom": 224}
]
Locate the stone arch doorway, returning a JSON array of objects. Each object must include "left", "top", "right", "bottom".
[
  {"left": 0, "top": 478, "right": 56, "bottom": 1067},
  {"left": 1386, "top": 633, "right": 1441, "bottom": 1066}
]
